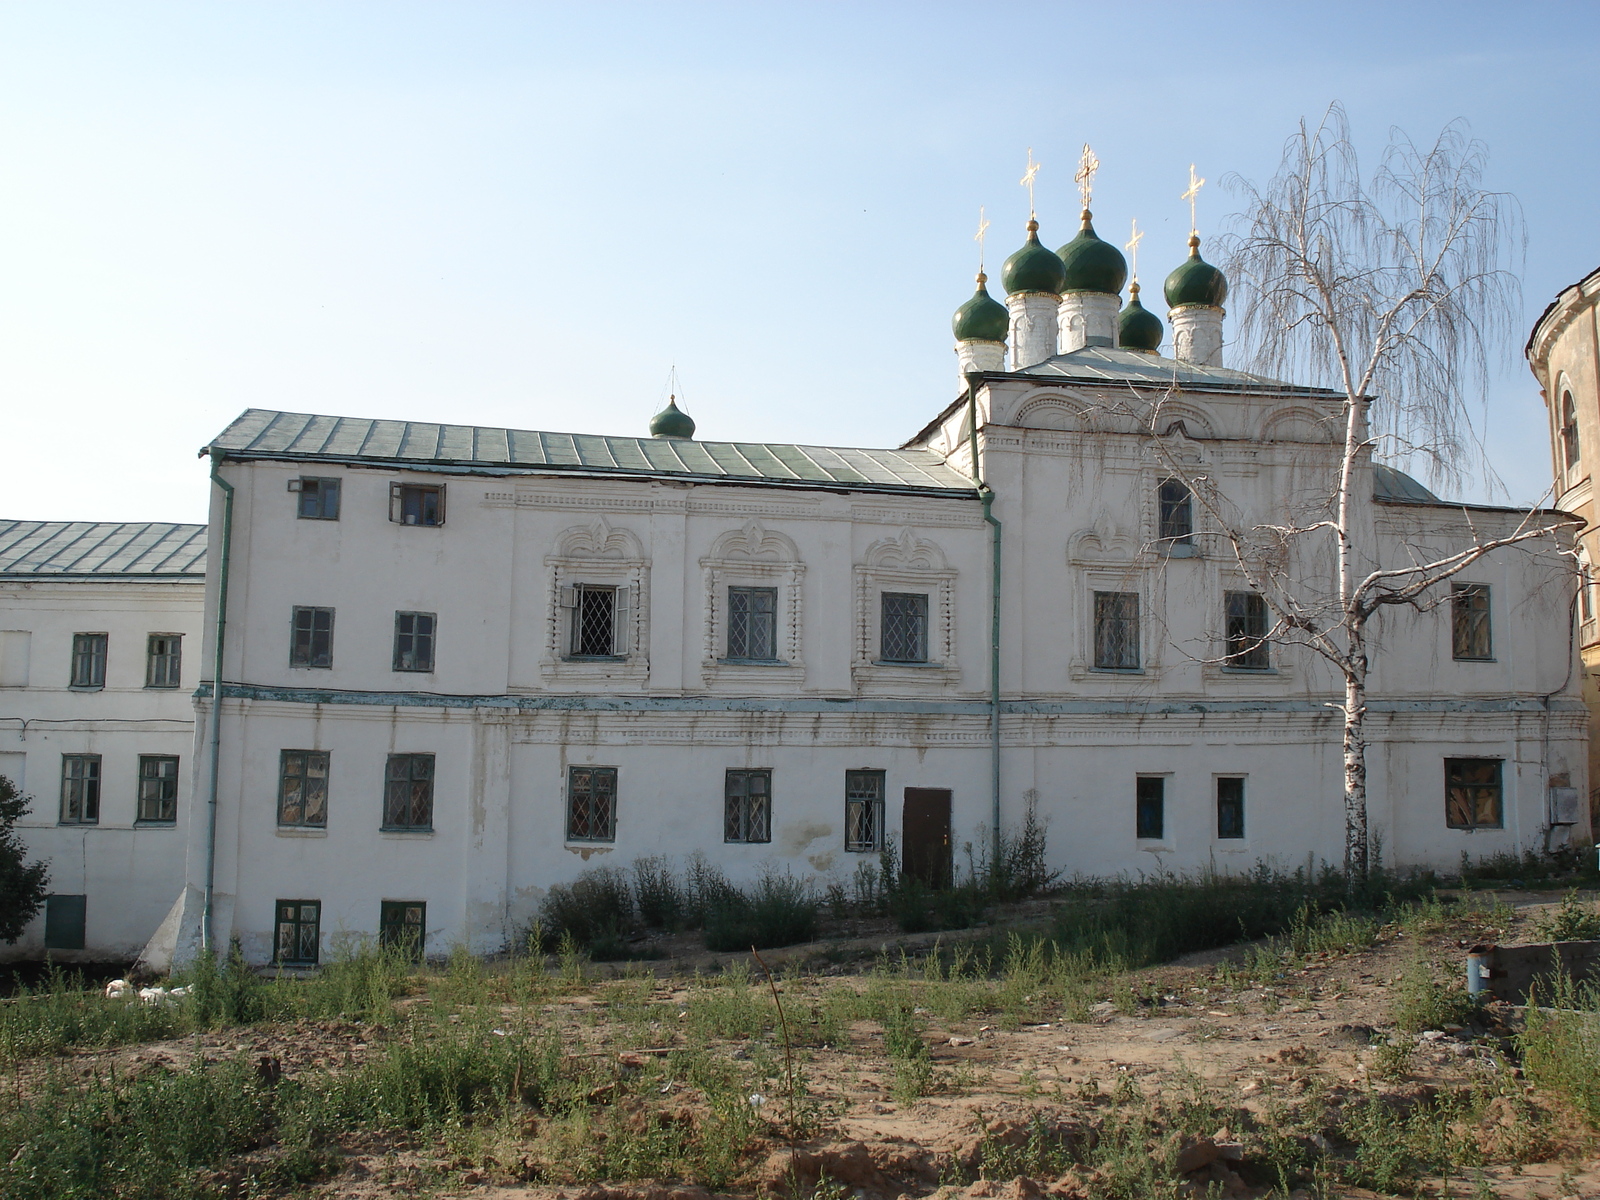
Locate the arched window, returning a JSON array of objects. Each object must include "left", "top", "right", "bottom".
[
  {"left": 1562, "top": 390, "right": 1581, "bottom": 471},
  {"left": 1158, "top": 478, "right": 1193, "bottom": 544},
  {"left": 1581, "top": 553, "right": 1594, "bottom": 625}
]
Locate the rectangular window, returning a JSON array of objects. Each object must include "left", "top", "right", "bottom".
[
  {"left": 1445, "top": 758, "right": 1504, "bottom": 830},
  {"left": 1224, "top": 591, "right": 1270, "bottom": 669},
  {"left": 278, "top": 749, "right": 329, "bottom": 828},
  {"left": 379, "top": 900, "right": 426, "bottom": 961},
  {"left": 44, "top": 895, "right": 86, "bottom": 950},
  {"left": 567, "top": 765, "right": 617, "bottom": 841},
  {"left": 566, "top": 585, "right": 627, "bottom": 657},
  {"left": 845, "top": 769, "right": 885, "bottom": 852},
  {"left": 1158, "top": 479, "right": 1193, "bottom": 544},
  {"left": 1136, "top": 776, "right": 1165, "bottom": 839},
  {"left": 391, "top": 483, "right": 445, "bottom": 527},
  {"left": 393, "top": 611, "right": 436, "bottom": 672},
  {"left": 383, "top": 753, "right": 434, "bottom": 831},
  {"left": 290, "top": 606, "right": 334, "bottom": 668},
  {"left": 1451, "top": 584, "right": 1492, "bottom": 661},
  {"left": 880, "top": 592, "right": 930, "bottom": 663},
  {"left": 274, "top": 900, "right": 321, "bottom": 965},
  {"left": 724, "top": 769, "right": 772, "bottom": 843},
  {"left": 70, "top": 633, "right": 107, "bottom": 689},
  {"left": 728, "top": 587, "right": 778, "bottom": 661},
  {"left": 145, "top": 634, "right": 182, "bottom": 688},
  {"left": 294, "top": 477, "right": 341, "bottom": 520},
  {"left": 1216, "top": 776, "right": 1245, "bottom": 839},
  {"left": 1093, "top": 591, "right": 1140, "bottom": 670},
  {"left": 137, "top": 755, "right": 179, "bottom": 823},
  {"left": 59, "top": 754, "right": 101, "bottom": 825}
]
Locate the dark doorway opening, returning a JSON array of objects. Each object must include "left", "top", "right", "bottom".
[{"left": 902, "top": 788, "right": 952, "bottom": 888}]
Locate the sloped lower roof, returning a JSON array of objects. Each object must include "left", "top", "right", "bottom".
[
  {"left": 1372, "top": 463, "right": 1442, "bottom": 505},
  {"left": 204, "top": 408, "right": 977, "bottom": 496},
  {"left": 1009, "top": 346, "right": 1344, "bottom": 395},
  {"left": 0, "top": 521, "right": 207, "bottom": 579}
]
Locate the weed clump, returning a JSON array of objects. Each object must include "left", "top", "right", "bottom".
[
  {"left": 1533, "top": 888, "right": 1600, "bottom": 942},
  {"left": 704, "top": 873, "right": 819, "bottom": 952}
]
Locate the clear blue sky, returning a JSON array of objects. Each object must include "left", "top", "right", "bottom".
[{"left": 3, "top": 1, "right": 1597, "bottom": 521}]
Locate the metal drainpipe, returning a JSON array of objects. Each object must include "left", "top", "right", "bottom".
[
  {"left": 202, "top": 451, "right": 235, "bottom": 954},
  {"left": 965, "top": 377, "right": 1003, "bottom": 851}
]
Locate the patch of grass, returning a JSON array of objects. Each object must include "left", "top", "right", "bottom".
[
  {"left": 1392, "top": 951, "right": 1477, "bottom": 1034},
  {"left": 1521, "top": 970, "right": 1600, "bottom": 1127},
  {"left": 878, "top": 997, "right": 934, "bottom": 1104}
]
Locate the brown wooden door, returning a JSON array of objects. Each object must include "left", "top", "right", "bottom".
[{"left": 902, "top": 788, "right": 952, "bottom": 888}]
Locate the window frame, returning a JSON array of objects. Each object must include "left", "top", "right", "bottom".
[
  {"left": 59, "top": 753, "right": 101, "bottom": 825},
  {"left": 1562, "top": 390, "right": 1581, "bottom": 472},
  {"left": 724, "top": 769, "right": 773, "bottom": 843},
  {"left": 1445, "top": 757, "right": 1504, "bottom": 831},
  {"left": 144, "top": 633, "right": 182, "bottom": 689},
  {"left": 1216, "top": 776, "right": 1245, "bottom": 840},
  {"left": 390, "top": 482, "right": 446, "bottom": 527},
  {"left": 278, "top": 749, "right": 330, "bottom": 828},
  {"left": 566, "top": 765, "right": 618, "bottom": 843},
  {"left": 292, "top": 476, "right": 342, "bottom": 520},
  {"left": 393, "top": 611, "right": 437, "bottom": 672},
  {"left": 1223, "top": 590, "right": 1271, "bottom": 670},
  {"left": 274, "top": 899, "right": 321, "bottom": 966},
  {"left": 1135, "top": 775, "right": 1165, "bottom": 840},
  {"left": 845, "top": 769, "right": 886, "bottom": 852},
  {"left": 879, "top": 591, "right": 931, "bottom": 664},
  {"left": 1450, "top": 583, "right": 1493, "bottom": 661},
  {"left": 726, "top": 586, "right": 780, "bottom": 663},
  {"left": 1157, "top": 478, "right": 1194, "bottom": 545},
  {"left": 136, "top": 754, "right": 179, "bottom": 824},
  {"left": 564, "top": 584, "right": 627, "bottom": 659},
  {"left": 289, "top": 606, "right": 335, "bottom": 669},
  {"left": 1092, "top": 590, "right": 1141, "bottom": 671},
  {"left": 70, "top": 632, "right": 107, "bottom": 690},
  {"left": 379, "top": 900, "right": 426, "bottom": 961},
  {"left": 382, "top": 753, "right": 435, "bottom": 832}
]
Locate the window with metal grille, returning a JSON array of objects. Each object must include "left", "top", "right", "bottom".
[
  {"left": 1093, "top": 591, "right": 1140, "bottom": 670},
  {"left": 880, "top": 593, "right": 929, "bottom": 663},
  {"left": 728, "top": 587, "right": 778, "bottom": 661},
  {"left": 1446, "top": 758, "right": 1503, "bottom": 830},
  {"left": 1136, "top": 776, "right": 1165, "bottom": 839},
  {"left": 564, "top": 585, "right": 627, "bottom": 657},
  {"left": 393, "top": 611, "right": 436, "bottom": 672},
  {"left": 1158, "top": 479, "right": 1193, "bottom": 544},
  {"left": 391, "top": 483, "right": 445, "bottom": 526},
  {"left": 724, "top": 769, "right": 772, "bottom": 843},
  {"left": 274, "top": 900, "right": 320, "bottom": 965},
  {"left": 145, "top": 634, "right": 182, "bottom": 688},
  {"left": 845, "top": 769, "right": 885, "bottom": 852},
  {"left": 1224, "top": 591, "right": 1270, "bottom": 669},
  {"left": 1216, "top": 777, "right": 1245, "bottom": 839},
  {"left": 1563, "top": 391, "right": 1581, "bottom": 471},
  {"left": 137, "top": 755, "right": 179, "bottom": 823},
  {"left": 70, "top": 633, "right": 107, "bottom": 689},
  {"left": 383, "top": 753, "right": 434, "bottom": 831},
  {"left": 567, "top": 765, "right": 617, "bottom": 841},
  {"left": 60, "top": 754, "right": 100, "bottom": 825},
  {"left": 1451, "top": 584, "right": 1492, "bottom": 660},
  {"left": 293, "top": 476, "right": 341, "bottom": 520},
  {"left": 290, "top": 606, "right": 334, "bottom": 668},
  {"left": 278, "top": 749, "right": 329, "bottom": 827},
  {"left": 379, "top": 900, "right": 426, "bottom": 961}
]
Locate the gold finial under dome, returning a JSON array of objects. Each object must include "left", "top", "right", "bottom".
[
  {"left": 1075, "top": 143, "right": 1100, "bottom": 224},
  {"left": 1182, "top": 163, "right": 1206, "bottom": 237},
  {"left": 1125, "top": 218, "right": 1144, "bottom": 284},
  {"left": 1020, "top": 148, "right": 1041, "bottom": 219}
]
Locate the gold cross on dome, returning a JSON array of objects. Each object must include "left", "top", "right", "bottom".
[
  {"left": 1125, "top": 218, "right": 1144, "bottom": 282},
  {"left": 974, "top": 206, "right": 991, "bottom": 271},
  {"left": 1075, "top": 143, "right": 1100, "bottom": 213},
  {"left": 1182, "top": 163, "right": 1206, "bottom": 235},
  {"left": 1019, "top": 149, "right": 1041, "bottom": 218}
]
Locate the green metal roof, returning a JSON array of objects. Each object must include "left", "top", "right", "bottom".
[
  {"left": 1372, "top": 463, "right": 1442, "bottom": 504},
  {"left": 0, "top": 520, "right": 207, "bottom": 579},
  {"left": 1008, "top": 346, "right": 1343, "bottom": 395},
  {"left": 204, "top": 409, "right": 978, "bottom": 496}
]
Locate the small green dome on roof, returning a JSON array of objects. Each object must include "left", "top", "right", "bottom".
[
  {"left": 1001, "top": 219, "right": 1066, "bottom": 296},
  {"left": 1164, "top": 234, "right": 1228, "bottom": 309},
  {"left": 1118, "top": 282, "right": 1163, "bottom": 352},
  {"left": 1056, "top": 210, "right": 1127, "bottom": 295},
  {"left": 952, "top": 272, "right": 1009, "bottom": 342},
  {"left": 649, "top": 397, "right": 696, "bottom": 439}
]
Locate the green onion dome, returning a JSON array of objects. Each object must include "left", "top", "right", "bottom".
[
  {"left": 1163, "top": 235, "right": 1228, "bottom": 309},
  {"left": 1056, "top": 209, "right": 1127, "bottom": 295},
  {"left": 1118, "top": 282, "right": 1163, "bottom": 353},
  {"left": 952, "top": 272, "right": 1009, "bottom": 342},
  {"left": 649, "top": 397, "right": 696, "bottom": 439},
  {"left": 1001, "top": 219, "right": 1067, "bottom": 296}
]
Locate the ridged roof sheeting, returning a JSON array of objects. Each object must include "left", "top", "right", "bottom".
[
  {"left": 0, "top": 521, "right": 207, "bottom": 578},
  {"left": 205, "top": 409, "right": 977, "bottom": 494},
  {"left": 1012, "top": 346, "right": 1342, "bottom": 395}
]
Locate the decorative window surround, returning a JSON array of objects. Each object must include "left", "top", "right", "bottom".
[
  {"left": 699, "top": 521, "right": 806, "bottom": 688},
  {"left": 852, "top": 528, "right": 959, "bottom": 690},
  {"left": 541, "top": 518, "right": 650, "bottom": 686},
  {"left": 1066, "top": 530, "right": 1158, "bottom": 683}
]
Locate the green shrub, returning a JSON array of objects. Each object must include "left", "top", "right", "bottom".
[
  {"left": 1392, "top": 952, "right": 1478, "bottom": 1033},
  {"left": 537, "top": 866, "right": 634, "bottom": 949},
  {"left": 1534, "top": 889, "right": 1600, "bottom": 942},
  {"left": 632, "top": 856, "right": 685, "bottom": 930},
  {"left": 703, "top": 873, "right": 818, "bottom": 952},
  {"left": 891, "top": 878, "right": 984, "bottom": 933}
]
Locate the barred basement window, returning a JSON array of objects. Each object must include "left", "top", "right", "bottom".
[
  {"left": 379, "top": 900, "right": 426, "bottom": 961},
  {"left": 137, "top": 755, "right": 179, "bottom": 823},
  {"left": 880, "top": 593, "right": 929, "bottom": 663},
  {"left": 290, "top": 606, "right": 334, "bottom": 668},
  {"left": 59, "top": 754, "right": 100, "bottom": 825},
  {"left": 1216, "top": 777, "right": 1245, "bottom": 839},
  {"left": 293, "top": 476, "right": 341, "bottom": 520},
  {"left": 567, "top": 766, "right": 617, "bottom": 842},
  {"left": 724, "top": 769, "right": 772, "bottom": 843},
  {"left": 145, "top": 634, "right": 182, "bottom": 688},
  {"left": 278, "top": 749, "right": 329, "bottom": 827},
  {"left": 1224, "top": 591, "right": 1270, "bottom": 669},
  {"left": 1136, "top": 776, "right": 1165, "bottom": 840},
  {"left": 393, "top": 611, "right": 436, "bottom": 672},
  {"left": 275, "top": 900, "right": 320, "bottom": 965},
  {"left": 728, "top": 587, "right": 778, "bottom": 661},
  {"left": 391, "top": 483, "right": 445, "bottom": 526},
  {"left": 845, "top": 769, "right": 885, "bottom": 852},
  {"left": 1445, "top": 758, "right": 1503, "bottom": 830},
  {"left": 563, "top": 584, "right": 629, "bottom": 658},
  {"left": 70, "top": 633, "right": 107, "bottom": 689},
  {"left": 1092, "top": 591, "right": 1140, "bottom": 670},
  {"left": 1451, "top": 584, "right": 1492, "bottom": 661},
  {"left": 383, "top": 753, "right": 434, "bottom": 831},
  {"left": 1158, "top": 479, "right": 1193, "bottom": 544}
]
